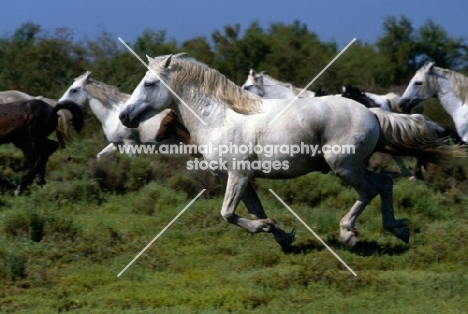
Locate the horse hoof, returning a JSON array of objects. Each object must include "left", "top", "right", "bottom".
[
  {"left": 345, "top": 236, "right": 358, "bottom": 249},
  {"left": 14, "top": 189, "right": 21, "bottom": 196},
  {"left": 340, "top": 227, "right": 359, "bottom": 249},
  {"left": 394, "top": 226, "right": 410, "bottom": 244},
  {"left": 272, "top": 226, "right": 296, "bottom": 251}
]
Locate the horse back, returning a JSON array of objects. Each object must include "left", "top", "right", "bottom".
[
  {"left": 0, "top": 99, "right": 58, "bottom": 143},
  {"left": 306, "top": 96, "right": 379, "bottom": 138}
]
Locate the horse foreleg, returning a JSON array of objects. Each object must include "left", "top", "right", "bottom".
[
  {"left": 12, "top": 140, "right": 36, "bottom": 195},
  {"left": 35, "top": 139, "right": 59, "bottom": 186},
  {"left": 221, "top": 172, "right": 277, "bottom": 234},
  {"left": 97, "top": 143, "right": 117, "bottom": 159},
  {"left": 242, "top": 182, "right": 295, "bottom": 249}
]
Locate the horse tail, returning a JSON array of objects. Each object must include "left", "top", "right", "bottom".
[
  {"left": 370, "top": 108, "right": 466, "bottom": 164},
  {"left": 54, "top": 100, "right": 84, "bottom": 132}
]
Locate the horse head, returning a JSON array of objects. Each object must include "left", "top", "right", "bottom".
[
  {"left": 155, "top": 110, "right": 177, "bottom": 142},
  {"left": 398, "top": 62, "right": 436, "bottom": 113},
  {"left": 120, "top": 55, "right": 174, "bottom": 128},
  {"left": 59, "top": 71, "right": 92, "bottom": 108},
  {"left": 241, "top": 69, "right": 265, "bottom": 97}
]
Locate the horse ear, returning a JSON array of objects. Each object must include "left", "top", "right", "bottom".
[
  {"left": 84, "top": 71, "right": 92, "bottom": 81},
  {"left": 174, "top": 52, "right": 188, "bottom": 58},
  {"left": 424, "top": 61, "right": 435, "bottom": 73},
  {"left": 146, "top": 55, "right": 154, "bottom": 63},
  {"left": 255, "top": 74, "right": 264, "bottom": 85},
  {"left": 163, "top": 55, "right": 173, "bottom": 69}
]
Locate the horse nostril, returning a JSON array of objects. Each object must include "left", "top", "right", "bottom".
[{"left": 119, "top": 112, "right": 127, "bottom": 122}]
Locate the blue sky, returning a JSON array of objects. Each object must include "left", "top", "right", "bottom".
[{"left": 1, "top": 0, "right": 467, "bottom": 47}]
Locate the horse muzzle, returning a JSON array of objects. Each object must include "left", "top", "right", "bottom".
[
  {"left": 119, "top": 110, "right": 139, "bottom": 128},
  {"left": 397, "top": 98, "right": 414, "bottom": 114}
]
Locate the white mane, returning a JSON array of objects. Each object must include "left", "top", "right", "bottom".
[{"left": 428, "top": 67, "right": 468, "bottom": 104}]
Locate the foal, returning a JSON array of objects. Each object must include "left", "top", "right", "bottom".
[{"left": 156, "top": 110, "right": 202, "bottom": 157}]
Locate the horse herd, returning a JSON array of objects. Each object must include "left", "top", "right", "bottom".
[{"left": 1, "top": 55, "right": 467, "bottom": 249}]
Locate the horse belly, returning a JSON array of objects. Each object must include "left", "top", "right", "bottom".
[{"left": 252, "top": 154, "right": 330, "bottom": 179}]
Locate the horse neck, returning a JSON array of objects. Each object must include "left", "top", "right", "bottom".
[
  {"left": 174, "top": 119, "right": 194, "bottom": 145},
  {"left": 347, "top": 92, "right": 376, "bottom": 108},
  {"left": 88, "top": 96, "right": 122, "bottom": 124},
  {"left": 364, "top": 92, "right": 394, "bottom": 111},
  {"left": 172, "top": 92, "right": 228, "bottom": 144},
  {"left": 263, "top": 85, "right": 295, "bottom": 99},
  {"left": 364, "top": 92, "right": 385, "bottom": 106},
  {"left": 262, "top": 75, "right": 283, "bottom": 86},
  {"left": 434, "top": 73, "right": 466, "bottom": 117}
]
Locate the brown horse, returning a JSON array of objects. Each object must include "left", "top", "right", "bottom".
[
  {"left": 155, "top": 110, "right": 202, "bottom": 157},
  {"left": 0, "top": 99, "right": 84, "bottom": 195},
  {"left": 0, "top": 90, "right": 80, "bottom": 148}
]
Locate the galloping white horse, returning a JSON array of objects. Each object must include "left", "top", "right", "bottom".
[
  {"left": 241, "top": 69, "right": 315, "bottom": 99},
  {"left": 399, "top": 62, "right": 468, "bottom": 143},
  {"left": 119, "top": 55, "right": 464, "bottom": 249},
  {"left": 59, "top": 72, "right": 180, "bottom": 158}
]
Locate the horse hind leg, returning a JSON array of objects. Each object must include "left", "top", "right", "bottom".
[
  {"left": 324, "top": 128, "right": 410, "bottom": 246},
  {"left": 368, "top": 169, "right": 409, "bottom": 243},
  {"left": 337, "top": 165, "right": 409, "bottom": 247},
  {"left": 392, "top": 155, "right": 411, "bottom": 177},
  {"left": 336, "top": 167, "right": 379, "bottom": 248},
  {"left": 412, "top": 158, "right": 426, "bottom": 180}
]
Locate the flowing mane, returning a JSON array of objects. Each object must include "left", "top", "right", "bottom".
[
  {"left": 424, "top": 66, "right": 468, "bottom": 104},
  {"left": 150, "top": 56, "right": 262, "bottom": 114},
  {"left": 75, "top": 73, "right": 130, "bottom": 107}
]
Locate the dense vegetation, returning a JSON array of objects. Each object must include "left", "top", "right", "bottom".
[{"left": 1, "top": 16, "right": 468, "bottom": 313}]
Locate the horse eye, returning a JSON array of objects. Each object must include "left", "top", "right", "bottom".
[
  {"left": 144, "top": 81, "right": 158, "bottom": 88},
  {"left": 71, "top": 88, "right": 80, "bottom": 93},
  {"left": 414, "top": 81, "right": 423, "bottom": 86}
]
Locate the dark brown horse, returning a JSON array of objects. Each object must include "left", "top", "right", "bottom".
[{"left": 0, "top": 99, "right": 84, "bottom": 194}]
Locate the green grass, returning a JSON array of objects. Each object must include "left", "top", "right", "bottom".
[{"left": 1, "top": 124, "right": 468, "bottom": 313}]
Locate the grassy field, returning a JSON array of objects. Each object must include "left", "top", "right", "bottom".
[{"left": 1, "top": 115, "right": 468, "bottom": 313}]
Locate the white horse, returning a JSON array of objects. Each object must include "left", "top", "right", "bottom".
[
  {"left": 399, "top": 62, "right": 468, "bottom": 143},
  {"left": 119, "top": 55, "right": 464, "bottom": 249},
  {"left": 341, "top": 85, "right": 459, "bottom": 179},
  {"left": 241, "top": 69, "right": 315, "bottom": 99},
  {"left": 58, "top": 72, "right": 180, "bottom": 158},
  {"left": 0, "top": 90, "right": 78, "bottom": 147}
]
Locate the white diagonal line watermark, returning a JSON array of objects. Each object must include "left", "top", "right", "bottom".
[
  {"left": 117, "top": 189, "right": 206, "bottom": 277},
  {"left": 268, "top": 38, "right": 356, "bottom": 125},
  {"left": 118, "top": 37, "right": 208, "bottom": 126},
  {"left": 269, "top": 189, "right": 357, "bottom": 276}
]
